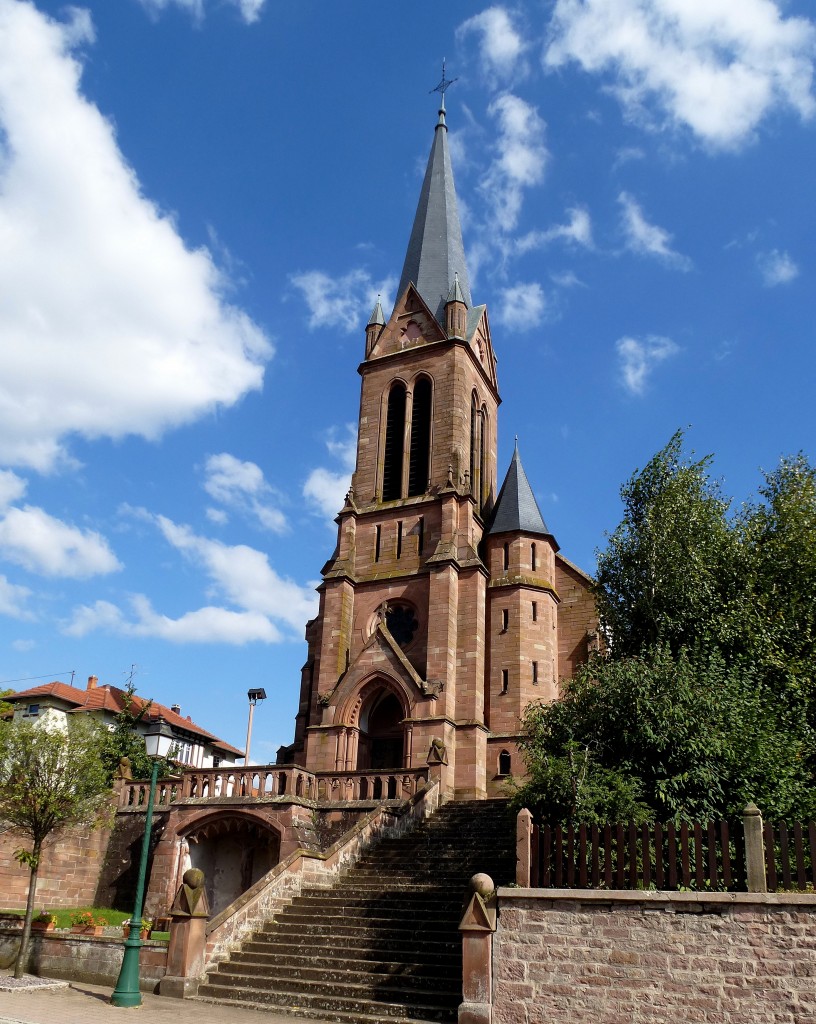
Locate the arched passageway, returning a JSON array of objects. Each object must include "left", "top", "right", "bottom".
[{"left": 184, "top": 816, "right": 280, "bottom": 916}]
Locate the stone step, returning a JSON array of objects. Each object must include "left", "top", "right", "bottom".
[
  {"left": 269, "top": 913, "right": 460, "bottom": 932},
  {"left": 241, "top": 935, "right": 461, "bottom": 958},
  {"left": 276, "top": 910, "right": 462, "bottom": 929},
  {"left": 209, "top": 966, "right": 460, "bottom": 1002},
  {"left": 197, "top": 992, "right": 450, "bottom": 1024},
  {"left": 238, "top": 937, "right": 460, "bottom": 962},
  {"left": 229, "top": 950, "right": 460, "bottom": 976},
  {"left": 288, "top": 895, "right": 463, "bottom": 912},
  {"left": 197, "top": 980, "right": 456, "bottom": 1022},
  {"left": 262, "top": 922, "right": 461, "bottom": 946}
]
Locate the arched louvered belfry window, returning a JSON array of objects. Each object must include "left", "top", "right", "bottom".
[
  {"left": 479, "top": 404, "right": 488, "bottom": 512},
  {"left": 470, "top": 392, "right": 480, "bottom": 500},
  {"left": 382, "top": 382, "right": 407, "bottom": 501},
  {"left": 408, "top": 376, "right": 432, "bottom": 497}
]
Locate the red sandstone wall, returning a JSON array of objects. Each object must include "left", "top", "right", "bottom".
[
  {"left": 0, "top": 822, "right": 112, "bottom": 911},
  {"left": 494, "top": 890, "right": 816, "bottom": 1024}
]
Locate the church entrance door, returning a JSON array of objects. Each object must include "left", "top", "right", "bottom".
[{"left": 356, "top": 689, "right": 405, "bottom": 771}]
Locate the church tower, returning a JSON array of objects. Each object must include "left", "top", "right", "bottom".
[{"left": 280, "top": 94, "right": 597, "bottom": 799}]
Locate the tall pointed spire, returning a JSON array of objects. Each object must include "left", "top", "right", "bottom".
[{"left": 396, "top": 83, "right": 472, "bottom": 325}]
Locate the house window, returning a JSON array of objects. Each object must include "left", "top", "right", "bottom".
[
  {"left": 26, "top": 704, "right": 40, "bottom": 716},
  {"left": 532, "top": 661, "right": 538, "bottom": 684},
  {"left": 407, "top": 377, "right": 432, "bottom": 497},
  {"left": 418, "top": 516, "right": 424, "bottom": 556},
  {"left": 501, "top": 608, "right": 509, "bottom": 632},
  {"left": 498, "top": 750, "right": 511, "bottom": 776},
  {"left": 212, "top": 756, "right": 222, "bottom": 768},
  {"left": 503, "top": 543, "right": 509, "bottom": 571},
  {"left": 375, "top": 524, "right": 381, "bottom": 562},
  {"left": 532, "top": 601, "right": 538, "bottom": 622},
  {"left": 382, "top": 381, "right": 407, "bottom": 501},
  {"left": 531, "top": 543, "right": 537, "bottom": 571},
  {"left": 501, "top": 669, "right": 509, "bottom": 694},
  {"left": 396, "top": 520, "right": 403, "bottom": 559}
]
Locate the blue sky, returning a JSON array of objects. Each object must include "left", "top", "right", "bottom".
[{"left": 0, "top": 0, "right": 813, "bottom": 761}]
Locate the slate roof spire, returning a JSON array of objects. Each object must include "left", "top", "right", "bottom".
[
  {"left": 488, "top": 442, "right": 558, "bottom": 547},
  {"left": 396, "top": 93, "right": 472, "bottom": 325}
]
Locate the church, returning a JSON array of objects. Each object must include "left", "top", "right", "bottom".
[{"left": 277, "top": 92, "right": 598, "bottom": 800}]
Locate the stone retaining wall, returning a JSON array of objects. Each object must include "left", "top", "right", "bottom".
[
  {"left": 493, "top": 888, "right": 816, "bottom": 1024},
  {"left": 0, "top": 928, "right": 168, "bottom": 992}
]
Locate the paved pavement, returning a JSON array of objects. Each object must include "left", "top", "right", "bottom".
[{"left": 0, "top": 976, "right": 333, "bottom": 1024}]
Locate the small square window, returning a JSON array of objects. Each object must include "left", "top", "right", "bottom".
[{"left": 26, "top": 704, "right": 40, "bottom": 716}]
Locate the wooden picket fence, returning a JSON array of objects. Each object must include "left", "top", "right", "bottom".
[
  {"left": 528, "top": 820, "right": 746, "bottom": 891},
  {"left": 520, "top": 814, "right": 816, "bottom": 893},
  {"left": 764, "top": 821, "right": 816, "bottom": 892}
]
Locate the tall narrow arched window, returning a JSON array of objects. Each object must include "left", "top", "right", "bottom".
[
  {"left": 470, "top": 393, "right": 480, "bottom": 499},
  {"left": 531, "top": 543, "right": 537, "bottom": 571},
  {"left": 479, "top": 405, "right": 488, "bottom": 512},
  {"left": 382, "top": 382, "right": 406, "bottom": 501},
  {"left": 408, "top": 377, "right": 432, "bottom": 497}
]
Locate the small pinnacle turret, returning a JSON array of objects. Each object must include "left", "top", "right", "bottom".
[{"left": 488, "top": 444, "right": 558, "bottom": 545}]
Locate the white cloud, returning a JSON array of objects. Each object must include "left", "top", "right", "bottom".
[
  {"left": 0, "top": 2, "right": 272, "bottom": 471},
  {"left": 480, "top": 93, "right": 549, "bottom": 232},
  {"left": 0, "top": 505, "right": 121, "bottom": 578},
  {"left": 758, "top": 249, "right": 799, "bottom": 286},
  {"left": 291, "top": 269, "right": 396, "bottom": 334},
  {"left": 0, "top": 574, "right": 33, "bottom": 620},
  {"left": 457, "top": 7, "right": 529, "bottom": 81},
  {"left": 516, "top": 205, "right": 593, "bottom": 254},
  {"left": 0, "top": 470, "right": 27, "bottom": 510},
  {"left": 136, "top": 0, "right": 266, "bottom": 24},
  {"left": 495, "top": 282, "right": 548, "bottom": 330},
  {"left": 616, "top": 334, "right": 679, "bottom": 394},
  {"left": 154, "top": 515, "right": 317, "bottom": 630},
  {"left": 203, "top": 453, "right": 286, "bottom": 533},
  {"left": 65, "top": 512, "right": 318, "bottom": 644},
  {"left": 545, "top": 0, "right": 816, "bottom": 150},
  {"left": 205, "top": 506, "right": 229, "bottom": 526},
  {"left": 11, "top": 638, "right": 35, "bottom": 651},
  {"left": 618, "top": 192, "right": 691, "bottom": 269},
  {"left": 64, "top": 596, "right": 280, "bottom": 644},
  {"left": 303, "top": 425, "right": 357, "bottom": 519}
]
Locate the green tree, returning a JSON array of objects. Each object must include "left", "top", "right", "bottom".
[
  {"left": 517, "top": 433, "right": 816, "bottom": 825},
  {"left": 0, "top": 688, "right": 12, "bottom": 716},
  {"left": 98, "top": 684, "right": 175, "bottom": 782},
  {"left": 594, "top": 430, "right": 743, "bottom": 658},
  {"left": 514, "top": 646, "right": 813, "bottom": 824},
  {"left": 0, "top": 719, "right": 110, "bottom": 977}
]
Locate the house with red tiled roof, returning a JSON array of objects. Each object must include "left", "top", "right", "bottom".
[{"left": 5, "top": 675, "right": 243, "bottom": 768}]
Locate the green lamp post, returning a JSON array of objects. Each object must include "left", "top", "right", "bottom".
[{"left": 111, "top": 717, "right": 174, "bottom": 1008}]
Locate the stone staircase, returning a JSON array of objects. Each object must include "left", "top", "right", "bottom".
[{"left": 197, "top": 799, "right": 514, "bottom": 1024}]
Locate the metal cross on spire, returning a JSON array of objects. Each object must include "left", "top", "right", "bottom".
[{"left": 430, "top": 59, "right": 458, "bottom": 98}]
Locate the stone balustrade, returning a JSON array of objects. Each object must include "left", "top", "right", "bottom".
[{"left": 117, "top": 764, "right": 429, "bottom": 809}]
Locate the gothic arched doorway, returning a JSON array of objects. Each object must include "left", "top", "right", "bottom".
[
  {"left": 356, "top": 687, "right": 406, "bottom": 771},
  {"left": 183, "top": 815, "right": 280, "bottom": 916}
]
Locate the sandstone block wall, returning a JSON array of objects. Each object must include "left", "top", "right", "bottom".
[
  {"left": 0, "top": 822, "right": 113, "bottom": 911},
  {"left": 494, "top": 889, "right": 816, "bottom": 1024}
]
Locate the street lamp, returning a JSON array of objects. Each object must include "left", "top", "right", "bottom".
[
  {"left": 244, "top": 687, "right": 267, "bottom": 766},
  {"left": 111, "top": 717, "right": 175, "bottom": 1008}
]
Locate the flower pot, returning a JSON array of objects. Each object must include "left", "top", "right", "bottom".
[
  {"left": 122, "top": 924, "right": 150, "bottom": 940},
  {"left": 32, "top": 921, "right": 55, "bottom": 932},
  {"left": 71, "top": 925, "right": 103, "bottom": 936}
]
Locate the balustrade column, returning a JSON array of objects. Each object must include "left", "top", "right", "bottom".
[{"left": 346, "top": 727, "right": 359, "bottom": 771}]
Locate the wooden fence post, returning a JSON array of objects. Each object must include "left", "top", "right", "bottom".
[
  {"left": 516, "top": 808, "right": 532, "bottom": 887},
  {"left": 743, "top": 802, "right": 768, "bottom": 893}
]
